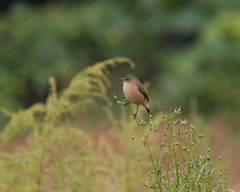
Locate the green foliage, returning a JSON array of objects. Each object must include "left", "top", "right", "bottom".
[
  {"left": 1, "top": 1, "right": 240, "bottom": 116},
  {"left": 115, "top": 97, "right": 234, "bottom": 192},
  {"left": 161, "top": 10, "right": 240, "bottom": 114}
]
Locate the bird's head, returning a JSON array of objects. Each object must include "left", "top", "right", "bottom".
[{"left": 119, "top": 74, "right": 136, "bottom": 84}]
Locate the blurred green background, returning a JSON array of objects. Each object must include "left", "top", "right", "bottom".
[
  {"left": 1, "top": 0, "right": 240, "bottom": 116},
  {"left": 0, "top": 0, "right": 240, "bottom": 191}
]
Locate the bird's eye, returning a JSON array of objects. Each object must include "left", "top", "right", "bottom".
[{"left": 126, "top": 78, "right": 129, "bottom": 80}]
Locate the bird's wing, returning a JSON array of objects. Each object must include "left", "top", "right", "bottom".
[{"left": 136, "top": 82, "right": 150, "bottom": 102}]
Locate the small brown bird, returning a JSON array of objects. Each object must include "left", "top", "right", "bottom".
[{"left": 119, "top": 74, "right": 152, "bottom": 118}]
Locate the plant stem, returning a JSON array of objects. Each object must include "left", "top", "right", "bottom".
[
  {"left": 170, "top": 118, "right": 179, "bottom": 190},
  {"left": 179, "top": 135, "right": 182, "bottom": 186},
  {"left": 125, "top": 101, "right": 156, "bottom": 168},
  {"left": 190, "top": 128, "right": 195, "bottom": 192},
  {"left": 156, "top": 132, "right": 166, "bottom": 192},
  {"left": 124, "top": 100, "right": 162, "bottom": 189},
  {"left": 166, "top": 120, "right": 171, "bottom": 192}
]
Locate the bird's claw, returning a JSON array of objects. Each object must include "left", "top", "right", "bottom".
[
  {"left": 133, "top": 113, "right": 137, "bottom": 119},
  {"left": 123, "top": 102, "right": 131, "bottom": 108}
]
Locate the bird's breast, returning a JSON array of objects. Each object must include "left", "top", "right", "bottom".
[{"left": 123, "top": 83, "right": 146, "bottom": 105}]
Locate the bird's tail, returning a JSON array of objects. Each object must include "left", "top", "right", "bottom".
[{"left": 145, "top": 104, "right": 153, "bottom": 115}]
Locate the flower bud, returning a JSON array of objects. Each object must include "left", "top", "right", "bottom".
[
  {"left": 190, "top": 123, "right": 194, "bottom": 130},
  {"left": 149, "top": 126, "right": 152, "bottom": 131},
  {"left": 178, "top": 106, "right": 181, "bottom": 112},
  {"left": 162, "top": 110, "right": 165, "bottom": 119},
  {"left": 154, "top": 124, "right": 157, "bottom": 131},
  {"left": 164, "top": 131, "right": 166, "bottom": 136},
  {"left": 207, "top": 147, "right": 210, "bottom": 153},
  {"left": 143, "top": 139, "right": 146, "bottom": 147},
  {"left": 218, "top": 155, "right": 221, "bottom": 161}
]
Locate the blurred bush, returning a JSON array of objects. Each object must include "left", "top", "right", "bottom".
[
  {"left": 0, "top": 0, "right": 240, "bottom": 121},
  {"left": 0, "top": 58, "right": 153, "bottom": 192}
]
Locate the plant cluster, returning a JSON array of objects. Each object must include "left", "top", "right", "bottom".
[{"left": 115, "top": 96, "right": 233, "bottom": 192}]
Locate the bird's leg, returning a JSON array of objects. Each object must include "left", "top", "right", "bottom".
[
  {"left": 133, "top": 105, "right": 139, "bottom": 119},
  {"left": 123, "top": 101, "right": 131, "bottom": 107}
]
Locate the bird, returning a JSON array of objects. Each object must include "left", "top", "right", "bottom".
[{"left": 119, "top": 74, "right": 152, "bottom": 118}]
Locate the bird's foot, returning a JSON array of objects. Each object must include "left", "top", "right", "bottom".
[
  {"left": 132, "top": 113, "right": 137, "bottom": 119},
  {"left": 123, "top": 102, "right": 131, "bottom": 108}
]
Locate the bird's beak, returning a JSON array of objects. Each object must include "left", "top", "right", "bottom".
[{"left": 119, "top": 78, "right": 124, "bottom": 81}]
